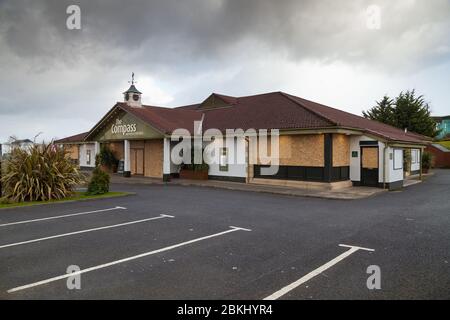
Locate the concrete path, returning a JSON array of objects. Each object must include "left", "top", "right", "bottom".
[{"left": 109, "top": 175, "right": 386, "bottom": 200}]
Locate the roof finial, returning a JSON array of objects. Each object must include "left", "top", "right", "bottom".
[{"left": 129, "top": 72, "right": 136, "bottom": 85}]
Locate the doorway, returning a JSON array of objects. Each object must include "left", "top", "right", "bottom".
[
  {"left": 130, "top": 148, "right": 144, "bottom": 175},
  {"left": 361, "top": 146, "right": 379, "bottom": 187}
]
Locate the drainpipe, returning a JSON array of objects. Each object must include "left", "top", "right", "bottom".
[
  {"left": 419, "top": 147, "right": 423, "bottom": 181},
  {"left": 245, "top": 136, "right": 250, "bottom": 183},
  {"left": 382, "top": 143, "right": 387, "bottom": 189}
]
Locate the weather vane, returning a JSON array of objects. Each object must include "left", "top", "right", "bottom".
[{"left": 129, "top": 72, "right": 136, "bottom": 85}]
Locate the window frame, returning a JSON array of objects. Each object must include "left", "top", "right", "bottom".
[
  {"left": 86, "top": 149, "right": 91, "bottom": 165},
  {"left": 219, "top": 147, "right": 229, "bottom": 172},
  {"left": 393, "top": 148, "right": 403, "bottom": 170}
]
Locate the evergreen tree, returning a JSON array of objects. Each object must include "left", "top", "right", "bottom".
[
  {"left": 393, "top": 90, "right": 439, "bottom": 137},
  {"left": 362, "top": 96, "right": 395, "bottom": 126},
  {"left": 363, "top": 90, "right": 439, "bottom": 138}
]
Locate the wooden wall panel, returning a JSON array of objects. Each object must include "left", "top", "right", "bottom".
[
  {"left": 64, "top": 145, "right": 79, "bottom": 160},
  {"left": 144, "top": 139, "right": 163, "bottom": 178},
  {"left": 332, "top": 134, "right": 350, "bottom": 167},
  {"left": 362, "top": 147, "right": 378, "bottom": 169},
  {"left": 256, "top": 134, "right": 324, "bottom": 167}
]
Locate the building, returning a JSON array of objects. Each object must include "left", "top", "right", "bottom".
[
  {"left": 433, "top": 115, "right": 450, "bottom": 139},
  {"left": 426, "top": 143, "right": 450, "bottom": 168},
  {"left": 54, "top": 132, "right": 96, "bottom": 169},
  {"left": 56, "top": 81, "right": 431, "bottom": 190},
  {"left": 1, "top": 138, "right": 34, "bottom": 155}
]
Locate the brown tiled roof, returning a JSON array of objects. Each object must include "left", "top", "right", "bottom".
[
  {"left": 118, "top": 103, "right": 202, "bottom": 134},
  {"left": 199, "top": 92, "right": 334, "bottom": 131},
  {"left": 281, "top": 93, "right": 430, "bottom": 143},
  {"left": 59, "top": 91, "right": 430, "bottom": 145},
  {"left": 55, "top": 132, "right": 89, "bottom": 144},
  {"left": 212, "top": 93, "right": 238, "bottom": 105}
]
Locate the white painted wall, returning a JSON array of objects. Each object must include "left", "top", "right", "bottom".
[
  {"left": 205, "top": 136, "right": 247, "bottom": 178},
  {"left": 387, "top": 147, "right": 404, "bottom": 183},
  {"left": 79, "top": 143, "right": 96, "bottom": 168},
  {"left": 349, "top": 135, "right": 384, "bottom": 182},
  {"left": 349, "top": 135, "right": 407, "bottom": 184},
  {"left": 164, "top": 138, "right": 178, "bottom": 175}
]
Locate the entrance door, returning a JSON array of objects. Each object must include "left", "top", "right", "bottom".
[
  {"left": 361, "top": 147, "right": 379, "bottom": 187},
  {"left": 130, "top": 148, "right": 144, "bottom": 175}
]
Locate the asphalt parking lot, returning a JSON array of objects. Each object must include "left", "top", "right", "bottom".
[{"left": 1, "top": 170, "right": 449, "bottom": 300}]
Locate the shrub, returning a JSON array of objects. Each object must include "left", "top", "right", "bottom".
[
  {"left": 87, "top": 167, "right": 110, "bottom": 195},
  {"left": 181, "top": 147, "right": 209, "bottom": 172},
  {"left": 1, "top": 143, "right": 84, "bottom": 202},
  {"left": 422, "top": 151, "right": 432, "bottom": 170},
  {"left": 96, "top": 145, "right": 118, "bottom": 170}
]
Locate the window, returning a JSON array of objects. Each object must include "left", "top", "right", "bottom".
[
  {"left": 393, "top": 149, "right": 403, "bottom": 170},
  {"left": 411, "top": 150, "right": 419, "bottom": 164},
  {"left": 219, "top": 147, "right": 228, "bottom": 172},
  {"left": 86, "top": 149, "right": 91, "bottom": 165}
]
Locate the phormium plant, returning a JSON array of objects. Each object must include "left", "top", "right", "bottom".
[{"left": 0, "top": 142, "right": 84, "bottom": 202}]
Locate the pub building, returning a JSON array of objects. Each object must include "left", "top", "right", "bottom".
[{"left": 56, "top": 77, "right": 429, "bottom": 190}]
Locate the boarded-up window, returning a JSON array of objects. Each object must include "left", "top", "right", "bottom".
[
  {"left": 332, "top": 134, "right": 350, "bottom": 166},
  {"left": 272, "top": 135, "right": 324, "bottom": 167},
  {"left": 362, "top": 147, "right": 378, "bottom": 169}
]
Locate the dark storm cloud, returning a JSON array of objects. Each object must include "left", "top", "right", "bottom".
[
  {"left": 0, "top": 0, "right": 449, "bottom": 142},
  {"left": 2, "top": 0, "right": 449, "bottom": 68}
]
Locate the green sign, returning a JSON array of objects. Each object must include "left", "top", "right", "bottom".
[{"left": 93, "top": 110, "right": 163, "bottom": 141}]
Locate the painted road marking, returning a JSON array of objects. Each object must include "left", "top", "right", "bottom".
[
  {"left": 0, "top": 206, "right": 127, "bottom": 228},
  {"left": 263, "top": 244, "right": 375, "bottom": 300},
  {"left": 0, "top": 214, "right": 174, "bottom": 250},
  {"left": 7, "top": 226, "right": 251, "bottom": 293}
]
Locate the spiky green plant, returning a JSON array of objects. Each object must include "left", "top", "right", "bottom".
[{"left": 1, "top": 142, "right": 84, "bottom": 202}]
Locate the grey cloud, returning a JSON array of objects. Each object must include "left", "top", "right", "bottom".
[
  {"left": 2, "top": 0, "right": 449, "bottom": 70},
  {"left": 0, "top": 0, "right": 449, "bottom": 142}
]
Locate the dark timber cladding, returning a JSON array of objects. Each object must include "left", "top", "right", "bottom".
[{"left": 324, "top": 133, "right": 333, "bottom": 182}]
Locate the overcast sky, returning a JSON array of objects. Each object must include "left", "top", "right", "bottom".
[{"left": 0, "top": 0, "right": 449, "bottom": 143}]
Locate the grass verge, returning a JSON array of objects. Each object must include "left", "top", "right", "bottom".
[{"left": 0, "top": 192, "right": 132, "bottom": 210}]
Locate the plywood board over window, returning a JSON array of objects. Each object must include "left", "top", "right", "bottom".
[
  {"left": 332, "top": 134, "right": 350, "bottom": 167},
  {"left": 362, "top": 147, "right": 379, "bottom": 169},
  {"left": 65, "top": 145, "right": 79, "bottom": 160},
  {"left": 257, "top": 134, "right": 325, "bottom": 167},
  {"left": 144, "top": 139, "right": 163, "bottom": 178}
]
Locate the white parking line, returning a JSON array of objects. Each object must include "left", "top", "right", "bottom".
[
  {"left": 0, "top": 206, "right": 127, "bottom": 228},
  {"left": 263, "top": 244, "right": 375, "bottom": 300},
  {"left": 7, "top": 226, "right": 251, "bottom": 293},
  {"left": 0, "top": 214, "right": 175, "bottom": 250}
]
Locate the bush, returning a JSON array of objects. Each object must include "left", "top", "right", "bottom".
[
  {"left": 96, "top": 145, "right": 118, "bottom": 170},
  {"left": 87, "top": 167, "right": 110, "bottom": 195},
  {"left": 181, "top": 147, "right": 209, "bottom": 172},
  {"left": 0, "top": 143, "right": 84, "bottom": 202},
  {"left": 422, "top": 151, "right": 432, "bottom": 170}
]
